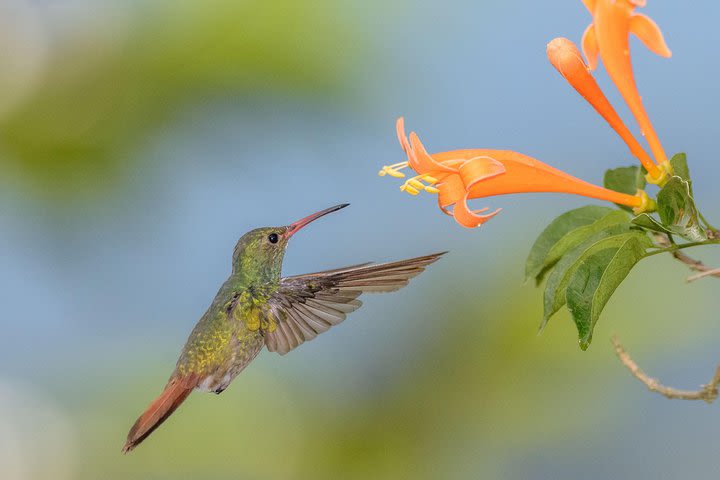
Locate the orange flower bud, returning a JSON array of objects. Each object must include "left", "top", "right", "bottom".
[{"left": 547, "top": 37, "right": 661, "bottom": 180}]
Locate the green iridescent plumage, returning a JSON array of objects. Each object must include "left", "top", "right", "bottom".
[{"left": 176, "top": 226, "right": 290, "bottom": 381}]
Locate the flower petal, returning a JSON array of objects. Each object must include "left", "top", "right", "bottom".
[
  {"left": 581, "top": 0, "right": 596, "bottom": 12},
  {"left": 458, "top": 156, "right": 506, "bottom": 189},
  {"left": 396, "top": 117, "right": 412, "bottom": 157},
  {"left": 630, "top": 13, "right": 671, "bottom": 58},
  {"left": 452, "top": 193, "right": 502, "bottom": 228},
  {"left": 436, "top": 175, "right": 465, "bottom": 210},
  {"left": 581, "top": 24, "right": 599, "bottom": 70},
  {"left": 408, "top": 132, "right": 457, "bottom": 175}
]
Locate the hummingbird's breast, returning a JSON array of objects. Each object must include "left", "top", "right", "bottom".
[
  {"left": 177, "top": 282, "right": 275, "bottom": 394},
  {"left": 196, "top": 330, "right": 265, "bottom": 393}
]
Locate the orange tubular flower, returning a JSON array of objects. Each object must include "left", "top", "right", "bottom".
[
  {"left": 547, "top": 37, "right": 661, "bottom": 181},
  {"left": 581, "top": 0, "right": 672, "bottom": 181},
  {"left": 379, "top": 118, "right": 651, "bottom": 228}
]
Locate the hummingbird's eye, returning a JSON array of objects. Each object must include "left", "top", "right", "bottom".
[{"left": 268, "top": 233, "right": 279, "bottom": 244}]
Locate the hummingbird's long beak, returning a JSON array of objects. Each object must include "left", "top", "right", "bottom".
[{"left": 286, "top": 203, "right": 349, "bottom": 237}]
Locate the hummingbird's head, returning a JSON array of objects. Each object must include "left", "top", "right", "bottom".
[{"left": 231, "top": 203, "right": 349, "bottom": 281}]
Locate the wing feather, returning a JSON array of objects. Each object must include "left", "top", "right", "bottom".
[
  {"left": 263, "top": 252, "right": 445, "bottom": 355},
  {"left": 275, "top": 320, "right": 297, "bottom": 352},
  {"left": 286, "top": 310, "right": 318, "bottom": 339},
  {"left": 294, "top": 303, "right": 332, "bottom": 332}
]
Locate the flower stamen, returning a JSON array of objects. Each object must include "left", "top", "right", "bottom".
[
  {"left": 399, "top": 174, "right": 440, "bottom": 195},
  {"left": 378, "top": 161, "right": 410, "bottom": 178}
]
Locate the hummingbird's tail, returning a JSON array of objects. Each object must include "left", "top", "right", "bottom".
[{"left": 122, "top": 375, "right": 197, "bottom": 453}]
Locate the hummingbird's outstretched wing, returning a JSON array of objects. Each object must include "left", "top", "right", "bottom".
[{"left": 264, "top": 252, "right": 445, "bottom": 355}]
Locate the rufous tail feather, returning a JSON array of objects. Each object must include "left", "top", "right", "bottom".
[{"left": 122, "top": 376, "right": 196, "bottom": 453}]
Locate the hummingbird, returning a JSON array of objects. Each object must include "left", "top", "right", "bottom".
[{"left": 123, "top": 203, "right": 444, "bottom": 452}]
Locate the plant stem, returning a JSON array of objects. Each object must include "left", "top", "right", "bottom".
[{"left": 645, "top": 239, "right": 720, "bottom": 258}]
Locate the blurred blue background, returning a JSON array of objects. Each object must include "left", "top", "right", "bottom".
[{"left": 2, "top": 1, "right": 720, "bottom": 478}]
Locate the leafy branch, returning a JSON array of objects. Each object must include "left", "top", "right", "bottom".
[{"left": 526, "top": 153, "right": 718, "bottom": 350}]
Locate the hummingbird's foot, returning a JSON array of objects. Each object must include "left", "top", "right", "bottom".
[{"left": 214, "top": 386, "right": 226, "bottom": 394}]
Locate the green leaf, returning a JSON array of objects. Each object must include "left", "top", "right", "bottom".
[
  {"left": 669, "top": 153, "right": 691, "bottom": 192},
  {"left": 656, "top": 176, "right": 707, "bottom": 242},
  {"left": 541, "top": 224, "right": 633, "bottom": 331},
  {"left": 537, "top": 210, "right": 630, "bottom": 283},
  {"left": 631, "top": 213, "right": 672, "bottom": 235},
  {"left": 525, "top": 206, "right": 617, "bottom": 282},
  {"left": 566, "top": 233, "right": 652, "bottom": 350},
  {"left": 604, "top": 166, "right": 646, "bottom": 211}
]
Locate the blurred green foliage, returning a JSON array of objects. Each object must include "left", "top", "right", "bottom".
[{"left": 0, "top": 0, "right": 363, "bottom": 204}]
